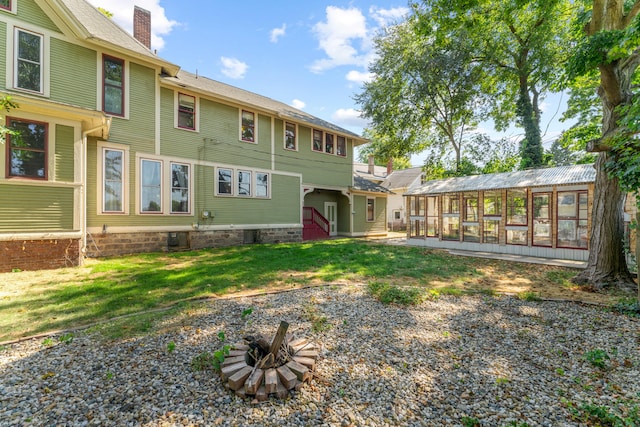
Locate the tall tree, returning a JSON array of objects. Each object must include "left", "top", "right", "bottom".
[
  {"left": 354, "top": 14, "right": 488, "bottom": 172},
  {"left": 567, "top": 0, "right": 640, "bottom": 290},
  {"left": 415, "top": 0, "right": 572, "bottom": 169}
]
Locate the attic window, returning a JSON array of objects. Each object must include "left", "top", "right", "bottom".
[
  {"left": 241, "top": 110, "right": 256, "bottom": 142},
  {"left": 177, "top": 93, "right": 196, "bottom": 130},
  {"left": 14, "top": 28, "right": 43, "bottom": 93}
]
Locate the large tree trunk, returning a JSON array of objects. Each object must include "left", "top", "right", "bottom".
[
  {"left": 574, "top": 59, "right": 636, "bottom": 290},
  {"left": 573, "top": 154, "right": 634, "bottom": 289}
]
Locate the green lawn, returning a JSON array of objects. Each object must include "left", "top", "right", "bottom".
[{"left": 0, "top": 239, "right": 611, "bottom": 343}]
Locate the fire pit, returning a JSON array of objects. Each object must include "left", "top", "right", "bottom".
[{"left": 219, "top": 321, "right": 318, "bottom": 401}]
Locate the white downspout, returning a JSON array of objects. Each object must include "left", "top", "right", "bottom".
[{"left": 81, "top": 119, "right": 110, "bottom": 260}]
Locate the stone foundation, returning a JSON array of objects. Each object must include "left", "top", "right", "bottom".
[
  {"left": 86, "top": 228, "right": 302, "bottom": 258},
  {"left": 0, "top": 239, "right": 81, "bottom": 272}
]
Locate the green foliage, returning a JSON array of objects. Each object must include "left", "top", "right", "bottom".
[
  {"left": 241, "top": 307, "right": 253, "bottom": 319},
  {"left": 191, "top": 345, "right": 231, "bottom": 372},
  {"left": 461, "top": 416, "right": 481, "bottom": 427},
  {"left": 517, "top": 291, "right": 542, "bottom": 301},
  {"left": 583, "top": 348, "right": 610, "bottom": 369},
  {"left": 303, "top": 301, "right": 331, "bottom": 333},
  {"left": 565, "top": 398, "right": 640, "bottom": 426},
  {"left": 368, "top": 281, "right": 425, "bottom": 305},
  {"left": 612, "top": 298, "right": 640, "bottom": 317},
  {"left": 42, "top": 337, "right": 54, "bottom": 347},
  {"left": 0, "top": 96, "right": 19, "bottom": 145},
  {"left": 97, "top": 7, "right": 113, "bottom": 18},
  {"left": 217, "top": 331, "right": 226, "bottom": 342},
  {"left": 167, "top": 341, "right": 176, "bottom": 353},
  {"left": 58, "top": 333, "right": 74, "bottom": 344}
]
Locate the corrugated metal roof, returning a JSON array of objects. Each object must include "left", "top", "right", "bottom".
[
  {"left": 405, "top": 164, "right": 596, "bottom": 196},
  {"left": 162, "top": 71, "right": 366, "bottom": 142}
]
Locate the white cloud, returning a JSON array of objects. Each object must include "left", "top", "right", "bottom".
[
  {"left": 87, "top": 0, "right": 177, "bottom": 51},
  {"left": 291, "top": 99, "right": 306, "bottom": 109},
  {"left": 220, "top": 57, "right": 248, "bottom": 79},
  {"left": 310, "top": 6, "right": 368, "bottom": 73},
  {"left": 332, "top": 108, "right": 368, "bottom": 128},
  {"left": 346, "top": 70, "right": 374, "bottom": 84},
  {"left": 270, "top": 24, "right": 286, "bottom": 43},
  {"left": 369, "top": 6, "right": 410, "bottom": 27}
]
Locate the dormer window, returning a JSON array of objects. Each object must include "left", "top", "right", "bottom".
[
  {"left": 103, "top": 55, "right": 124, "bottom": 116},
  {"left": 14, "top": 28, "right": 43, "bottom": 93}
]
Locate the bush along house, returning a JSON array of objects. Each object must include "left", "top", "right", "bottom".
[
  {"left": 0, "top": 0, "right": 380, "bottom": 272},
  {"left": 404, "top": 164, "right": 636, "bottom": 262}
]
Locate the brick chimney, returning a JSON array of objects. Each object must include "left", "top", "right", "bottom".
[
  {"left": 133, "top": 6, "right": 151, "bottom": 49},
  {"left": 368, "top": 155, "right": 375, "bottom": 175},
  {"left": 387, "top": 158, "right": 393, "bottom": 176}
]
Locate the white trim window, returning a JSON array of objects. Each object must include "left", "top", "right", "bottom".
[
  {"left": 170, "top": 162, "right": 190, "bottom": 214},
  {"left": 285, "top": 122, "right": 297, "bottom": 150},
  {"left": 102, "top": 54, "right": 125, "bottom": 117},
  {"left": 256, "top": 172, "right": 269, "bottom": 197},
  {"left": 217, "top": 167, "right": 233, "bottom": 196},
  {"left": 140, "top": 158, "right": 163, "bottom": 213},
  {"left": 14, "top": 28, "right": 44, "bottom": 94},
  {"left": 100, "top": 146, "right": 128, "bottom": 214},
  {"left": 240, "top": 110, "right": 256, "bottom": 143},
  {"left": 238, "top": 170, "right": 252, "bottom": 196},
  {"left": 312, "top": 129, "right": 323, "bottom": 152},
  {"left": 177, "top": 92, "right": 197, "bottom": 130}
]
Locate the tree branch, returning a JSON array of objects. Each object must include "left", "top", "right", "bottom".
[{"left": 623, "top": 1, "right": 640, "bottom": 27}]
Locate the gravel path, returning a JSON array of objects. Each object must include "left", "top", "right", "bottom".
[{"left": 1, "top": 285, "right": 639, "bottom": 426}]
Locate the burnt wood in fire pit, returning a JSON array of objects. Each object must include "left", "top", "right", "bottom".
[{"left": 220, "top": 321, "right": 319, "bottom": 401}]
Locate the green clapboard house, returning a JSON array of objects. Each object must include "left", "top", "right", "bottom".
[{"left": 0, "top": 0, "right": 387, "bottom": 272}]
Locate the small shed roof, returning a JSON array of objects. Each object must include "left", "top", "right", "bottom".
[
  {"left": 351, "top": 176, "right": 393, "bottom": 194},
  {"left": 381, "top": 167, "right": 423, "bottom": 190},
  {"left": 405, "top": 164, "right": 596, "bottom": 196}
]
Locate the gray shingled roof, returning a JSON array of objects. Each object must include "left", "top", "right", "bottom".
[
  {"left": 162, "top": 70, "right": 366, "bottom": 143},
  {"left": 353, "top": 162, "right": 388, "bottom": 182},
  {"left": 351, "top": 176, "right": 393, "bottom": 194},
  {"left": 380, "top": 167, "right": 423, "bottom": 190},
  {"left": 54, "top": 0, "right": 179, "bottom": 73},
  {"left": 405, "top": 164, "right": 596, "bottom": 196}
]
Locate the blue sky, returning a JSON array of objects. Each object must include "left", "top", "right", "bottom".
[{"left": 87, "top": 0, "right": 572, "bottom": 166}]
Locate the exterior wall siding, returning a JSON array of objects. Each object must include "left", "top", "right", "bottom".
[
  {"left": 0, "top": 238, "right": 80, "bottom": 272},
  {"left": 54, "top": 124, "right": 75, "bottom": 182},
  {"left": 0, "top": 186, "right": 75, "bottom": 231},
  {"left": 13, "top": 1, "right": 61, "bottom": 33},
  {"left": 50, "top": 39, "right": 97, "bottom": 109},
  {"left": 352, "top": 194, "right": 386, "bottom": 235},
  {"left": 0, "top": 22, "right": 6, "bottom": 90}
]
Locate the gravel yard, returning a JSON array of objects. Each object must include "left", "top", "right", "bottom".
[{"left": 1, "top": 285, "right": 639, "bottom": 426}]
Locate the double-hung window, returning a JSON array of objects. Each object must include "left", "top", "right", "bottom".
[
  {"left": 312, "top": 129, "right": 323, "bottom": 152},
  {"left": 0, "top": 1, "right": 11, "bottom": 11},
  {"left": 325, "top": 133, "right": 334, "bottom": 154},
  {"left": 217, "top": 168, "right": 233, "bottom": 195},
  {"left": 256, "top": 172, "right": 269, "bottom": 197},
  {"left": 103, "top": 55, "right": 124, "bottom": 116},
  {"left": 171, "top": 162, "right": 190, "bottom": 213},
  {"left": 177, "top": 93, "right": 196, "bottom": 130},
  {"left": 241, "top": 110, "right": 255, "bottom": 142},
  {"left": 6, "top": 118, "right": 47, "bottom": 179},
  {"left": 238, "top": 170, "right": 252, "bottom": 196},
  {"left": 102, "top": 148, "right": 125, "bottom": 213},
  {"left": 285, "top": 122, "right": 297, "bottom": 150},
  {"left": 336, "top": 136, "right": 346, "bottom": 157},
  {"left": 140, "top": 159, "right": 162, "bottom": 213},
  {"left": 15, "top": 28, "right": 43, "bottom": 93}
]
